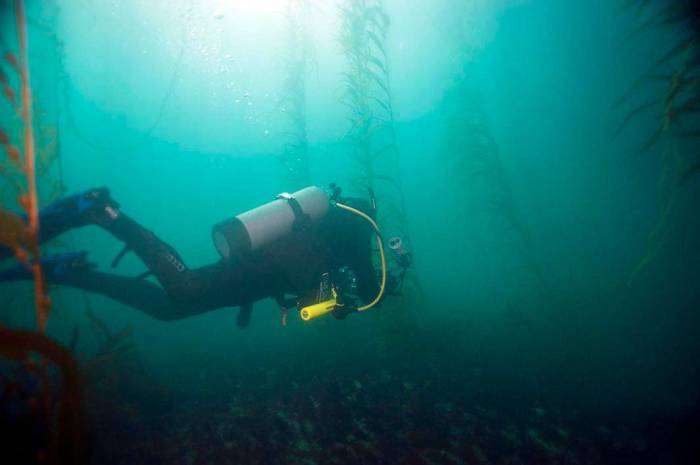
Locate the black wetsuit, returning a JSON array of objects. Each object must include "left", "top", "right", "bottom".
[{"left": 0, "top": 194, "right": 379, "bottom": 324}]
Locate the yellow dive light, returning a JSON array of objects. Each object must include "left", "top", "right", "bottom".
[
  {"left": 300, "top": 289, "right": 339, "bottom": 321},
  {"left": 299, "top": 201, "right": 387, "bottom": 321}
]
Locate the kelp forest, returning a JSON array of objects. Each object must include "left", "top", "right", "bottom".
[
  {"left": 2, "top": 1, "right": 700, "bottom": 465},
  {"left": 617, "top": 0, "right": 700, "bottom": 285},
  {"left": 1, "top": 1, "right": 85, "bottom": 463}
]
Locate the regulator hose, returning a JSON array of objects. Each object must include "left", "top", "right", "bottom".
[{"left": 334, "top": 202, "right": 387, "bottom": 312}]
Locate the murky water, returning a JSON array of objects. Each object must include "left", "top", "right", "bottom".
[{"left": 1, "top": 1, "right": 699, "bottom": 464}]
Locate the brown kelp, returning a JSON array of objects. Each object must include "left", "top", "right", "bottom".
[
  {"left": 1, "top": 66, "right": 64, "bottom": 213},
  {"left": 24, "top": 3, "right": 65, "bottom": 204},
  {"left": 1, "top": 7, "right": 65, "bottom": 308},
  {"left": 0, "top": 327, "right": 88, "bottom": 465},
  {"left": 1, "top": 3, "right": 88, "bottom": 464},
  {"left": 618, "top": 1, "right": 700, "bottom": 284},
  {"left": 1, "top": 0, "right": 50, "bottom": 330},
  {"left": 0, "top": 207, "right": 31, "bottom": 255}
]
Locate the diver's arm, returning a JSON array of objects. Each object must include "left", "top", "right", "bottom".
[{"left": 351, "top": 251, "right": 380, "bottom": 304}]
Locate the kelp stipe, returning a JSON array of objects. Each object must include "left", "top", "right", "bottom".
[
  {"left": 78, "top": 307, "right": 133, "bottom": 380},
  {"left": 1, "top": 0, "right": 50, "bottom": 330},
  {"left": 439, "top": 70, "right": 544, "bottom": 289},
  {"left": 338, "top": 1, "right": 400, "bottom": 218},
  {"left": 618, "top": 1, "right": 700, "bottom": 284},
  {"left": 336, "top": 1, "right": 425, "bottom": 334},
  {"left": 1, "top": 14, "right": 64, "bottom": 213},
  {"left": 337, "top": 0, "right": 421, "bottom": 306},
  {"left": 1, "top": 3, "right": 88, "bottom": 464}
]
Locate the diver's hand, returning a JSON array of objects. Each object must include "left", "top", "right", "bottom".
[{"left": 332, "top": 303, "right": 357, "bottom": 320}]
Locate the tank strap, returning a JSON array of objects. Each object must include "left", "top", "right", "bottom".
[{"left": 277, "top": 192, "right": 311, "bottom": 230}]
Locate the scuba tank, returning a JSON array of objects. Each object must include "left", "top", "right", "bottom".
[{"left": 212, "top": 186, "right": 329, "bottom": 260}]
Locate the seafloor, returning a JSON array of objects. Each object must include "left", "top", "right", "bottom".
[
  {"left": 81, "top": 361, "right": 695, "bottom": 465},
  {"left": 2, "top": 329, "right": 699, "bottom": 465}
]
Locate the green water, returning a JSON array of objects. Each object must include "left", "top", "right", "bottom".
[{"left": 1, "top": 1, "right": 700, "bottom": 464}]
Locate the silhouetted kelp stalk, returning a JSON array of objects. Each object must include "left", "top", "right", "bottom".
[
  {"left": 618, "top": 1, "right": 700, "bottom": 284},
  {"left": 337, "top": 0, "right": 408, "bottom": 234},
  {"left": 442, "top": 70, "right": 549, "bottom": 286},
  {"left": 278, "top": 0, "right": 314, "bottom": 189},
  {"left": 337, "top": 0, "right": 423, "bottom": 330},
  {"left": 337, "top": 0, "right": 422, "bottom": 298},
  {"left": 80, "top": 307, "right": 135, "bottom": 383}
]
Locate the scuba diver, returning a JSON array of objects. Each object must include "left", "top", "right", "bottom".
[{"left": 0, "top": 184, "right": 411, "bottom": 327}]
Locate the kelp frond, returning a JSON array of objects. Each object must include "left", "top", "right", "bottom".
[
  {"left": 678, "top": 157, "right": 700, "bottom": 185},
  {"left": 338, "top": 0, "right": 419, "bottom": 304},
  {"left": 0, "top": 207, "right": 31, "bottom": 255},
  {"left": 1, "top": 0, "right": 51, "bottom": 329},
  {"left": 613, "top": 100, "right": 658, "bottom": 139},
  {"left": 0, "top": 327, "right": 88, "bottom": 465}
]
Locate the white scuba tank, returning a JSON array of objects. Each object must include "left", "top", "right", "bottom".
[{"left": 212, "top": 186, "right": 329, "bottom": 260}]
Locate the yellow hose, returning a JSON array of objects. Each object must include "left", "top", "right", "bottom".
[{"left": 335, "top": 202, "right": 387, "bottom": 312}]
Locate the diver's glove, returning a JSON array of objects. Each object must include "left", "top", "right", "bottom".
[
  {"left": 331, "top": 303, "right": 357, "bottom": 320},
  {"left": 42, "top": 251, "right": 97, "bottom": 279},
  {"left": 330, "top": 288, "right": 359, "bottom": 320},
  {"left": 42, "top": 187, "right": 120, "bottom": 228},
  {"left": 0, "top": 250, "right": 95, "bottom": 282}
]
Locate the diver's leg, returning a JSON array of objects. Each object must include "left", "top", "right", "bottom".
[
  {"left": 1, "top": 248, "right": 284, "bottom": 323},
  {"left": 0, "top": 252, "right": 213, "bottom": 321},
  {"left": 84, "top": 263, "right": 270, "bottom": 324},
  {"left": 68, "top": 260, "right": 257, "bottom": 320},
  {"left": 2, "top": 187, "right": 199, "bottom": 297},
  {"left": 1, "top": 189, "right": 269, "bottom": 320},
  {"left": 0, "top": 187, "right": 192, "bottom": 298},
  {"left": 1, "top": 187, "right": 219, "bottom": 304},
  {"left": 55, "top": 270, "right": 180, "bottom": 321},
  {"left": 97, "top": 211, "right": 195, "bottom": 297},
  {"left": 93, "top": 201, "right": 270, "bottom": 314},
  {"left": 0, "top": 188, "right": 119, "bottom": 262}
]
